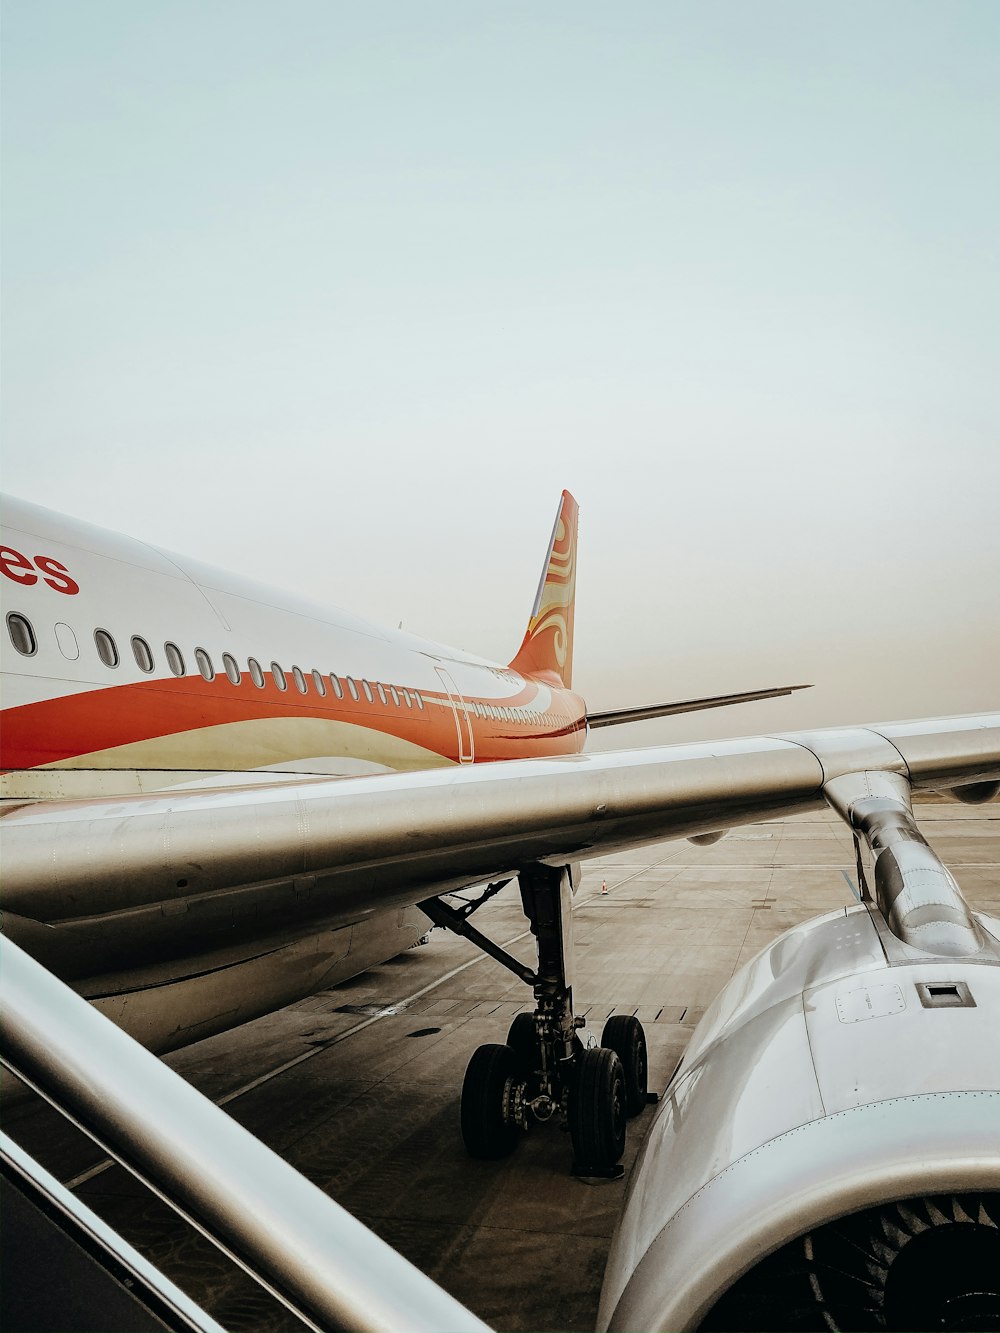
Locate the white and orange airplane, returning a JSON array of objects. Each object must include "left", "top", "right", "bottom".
[
  {"left": 1, "top": 490, "right": 807, "bottom": 786},
  {"left": 3, "top": 488, "right": 1000, "bottom": 1330},
  {"left": 0, "top": 487, "right": 806, "bottom": 1048},
  {"left": 0, "top": 488, "right": 808, "bottom": 1038}
]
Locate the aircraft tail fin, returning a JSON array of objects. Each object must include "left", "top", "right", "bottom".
[{"left": 509, "top": 490, "right": 579, "bottom": 689}]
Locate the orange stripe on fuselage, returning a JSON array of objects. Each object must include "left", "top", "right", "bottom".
[{"left": 0, "top": 674, "right": 587, "bottom": 770}]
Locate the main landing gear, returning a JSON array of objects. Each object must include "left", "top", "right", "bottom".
[{"left": 420, "top": 864, "right": 650, "bottom": 1174}]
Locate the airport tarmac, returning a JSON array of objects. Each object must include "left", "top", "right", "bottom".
[{"left": 5, "top": 798, "right": 999, "bottom": 1332}]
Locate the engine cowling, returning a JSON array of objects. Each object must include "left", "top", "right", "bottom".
[{"left": 597, "top": 904, "right": 1000, "bottom": 1332}]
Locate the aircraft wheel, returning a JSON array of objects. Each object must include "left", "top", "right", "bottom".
[
  {"left": 601, "top": 1014, "right": 648, "bottom": 1117},
  {"left": 461, "top": 1043, "right": 521, "bottom": 1160},
  {"left": 506, "top": 1013, "right": 538, "bottom": 1068},
  {"left": 569, "top": 1047, "right": 626, "bottom": 1171}
]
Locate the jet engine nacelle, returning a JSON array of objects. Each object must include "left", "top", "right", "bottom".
[
  {"left": 950, "top": 780, "right": 1000, "bottom": 804},
  {"left": 598, "top": 904, "right": 1000, "bottom": 1332}
]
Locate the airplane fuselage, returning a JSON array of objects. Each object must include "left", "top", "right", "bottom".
[
  {"left": 0, "top": 492, "right": 588, "bottom": 1050},
  {"left": 1, "top": 495, "right": 587, "bottom": 801}
]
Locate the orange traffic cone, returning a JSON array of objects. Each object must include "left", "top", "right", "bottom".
[{"left": 601, "top": 880, "right": 608, "bottom": 895}]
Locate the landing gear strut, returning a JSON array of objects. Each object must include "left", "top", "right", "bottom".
[{"left": 421, "top": 864, "right": 651, "bottom": 1174}]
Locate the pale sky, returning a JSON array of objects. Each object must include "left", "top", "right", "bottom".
[{"left": 3, "top": 1, "right": 998, "bottom": 746}]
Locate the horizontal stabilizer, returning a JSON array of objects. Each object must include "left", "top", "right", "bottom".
[{"left": 587, "top": 684, "right": 812, "bottom": 730}]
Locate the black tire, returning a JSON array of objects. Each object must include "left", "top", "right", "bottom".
[
  {"left": 569, "top": 1046, "right": 627, "bottom": 1170},
  {"left": 461, "top": 1043, "right": 521, "bottom": 1160},
  {"left": 601, "top": 1014, "right": 648, "bottom": 1117},
  {"left": 506, "top": 1013, "right": 538, "bottom": 1069}
]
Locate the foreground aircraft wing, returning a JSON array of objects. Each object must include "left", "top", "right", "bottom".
[
  {"left": 3, "top": 713, "right": 998, "bottom": 989},
  {"left": 5, "top": 714, "right": 997, "bottom": 1331},
  {"left": 586, "top": 682, "right": 812, "bottom": 728}
]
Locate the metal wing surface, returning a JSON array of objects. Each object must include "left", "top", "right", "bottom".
[{"left": 3, "top": 714, "right": 999, "bottom": 945}]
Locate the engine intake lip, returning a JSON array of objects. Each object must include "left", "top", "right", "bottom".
[
  {"left": 598, "top": 1091, "right": 1000, "bottom": 1333},
  {"left": 698, "top": 1191, "right": 1000, "bottom": 1332}
]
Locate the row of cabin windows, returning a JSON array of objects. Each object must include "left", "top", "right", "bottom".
[
  {"left": 468, "top": 700, "right": 563, "bottom": 728},
  {"left": 6, "top": 612, "right": 426, "bottom": 711},
  {"left": 4, "top": 612, "right": 566, "bottom": 727}
]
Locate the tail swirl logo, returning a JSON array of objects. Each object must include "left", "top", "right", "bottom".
[{"left": 527, "top": 515, "right": 576, "bottom": 670}]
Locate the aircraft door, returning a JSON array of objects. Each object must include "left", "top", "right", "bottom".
[{"left": 434, "top": 666, "right": 474, "bottom": 763}]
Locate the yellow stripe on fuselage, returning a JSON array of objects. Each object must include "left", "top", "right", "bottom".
[{"left": 33, "top": 716, "right": 453, "bottom": 777}]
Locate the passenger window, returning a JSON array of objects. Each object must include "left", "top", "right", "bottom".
[
  {"left": 55, "top": 622, "right": 79, "bottom": 661},
  {"left": 346, "top": 676, "right": 359, "bottom": 701},
  {"left": 361, "top": 679, "right": 374, "bottom": 703},
  {"left": 292, "top": 666, "right": 307, "bottom": 694},
  {"left": 401, "top": 688, "right": 412, "bottom": 708},
  {"left": 329, "top": 673, "right": 344, "bottom": 699},
  {"left": 414, "top": 691, "right": 424, "bottom": 710},
  {"left": 7, "top": 612, "right": 37, "bottom": 657},
  {"left": 312, "top": 669, "right": 327, "bottom": 696},
  {"left": 248, "top": 657, "right": 265, "bottom": 688},
  {"left": 164, "top": 641, "right": 186, "bottom": 676},
  {"left": 195, "top": 648, "right": 214, "bottom": 681},
  {"left": 222, "top": 653, "right": 241, "bottom": 685},
  {"left": 95, "top": 628, "right": 119, "bottom": 667},
  {"left": 271, "top": 662, "right": 287, "bottom": 691},
  {"left": 131, "top": 636, "right": 154, "bottom": 673},
  {"left": 376, "top": 682, "right": 387, "bottom": 705},
  {"left": 389, "top": 685, "right": 400, "bottom": 707}
]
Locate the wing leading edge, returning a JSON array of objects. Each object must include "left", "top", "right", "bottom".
[{"left": 3, "top": 713, "right": 998, "bottom": 969}]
